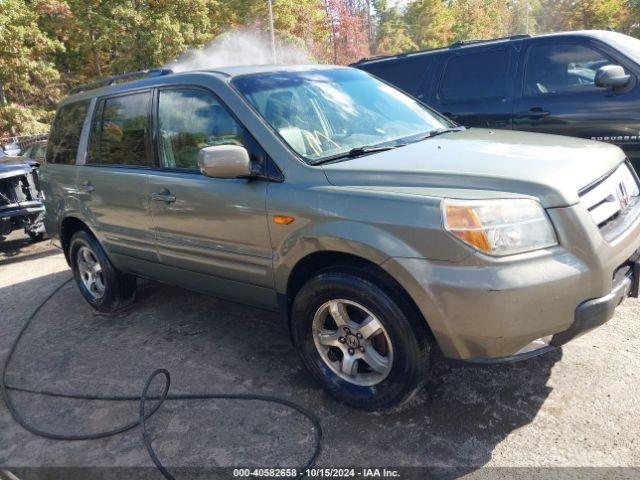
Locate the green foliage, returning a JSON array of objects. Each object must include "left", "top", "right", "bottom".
[
  {"left": 378, "top": 0, "right": 634, "bottom": 53},
  {"left": 1, "top": 0, "right": 639, "bottom": 136},
  {"left": 534, "top": 0, "right": 630, "bottom": 32},
  {"left": 404, "top": 0, "right": 454, "bottom": 50},
  {"left": 0, "top": 0, "right": 63, "bottom": 135}
]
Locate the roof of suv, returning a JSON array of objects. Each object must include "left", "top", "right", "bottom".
[
  {"left": 353, "top": 30, "right": 623, "bottom": 66},
  {"left": 206, "top": 64, "right": 343, "bottom": 77},
  {"left": 62, "top": 64, "right": 345, "bottom": 104}
]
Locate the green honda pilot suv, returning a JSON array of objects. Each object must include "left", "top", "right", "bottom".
[{"left": 40, "top": 65, "right": 640, "bottom": 409}]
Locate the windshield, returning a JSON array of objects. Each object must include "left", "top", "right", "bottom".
[
  {"left": 232, "top": 68, "right": 453, "bottom": 163},
  {"left": 600, "top": 31, "right": 640, "bottom": 65}
]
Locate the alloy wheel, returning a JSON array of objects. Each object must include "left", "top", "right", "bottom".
[
  {"left": 77, "top": 245, "right": 105, "bottom": 299},
  {"left": 312, "top": 299, "right": 394, "bottom": 386}
]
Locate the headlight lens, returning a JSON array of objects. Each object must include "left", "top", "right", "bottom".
[{"left": 442, "top": 198, "right": 557, "bottom": 256}]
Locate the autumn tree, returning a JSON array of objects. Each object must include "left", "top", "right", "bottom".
[
  {"left": 373, "top": 0, "right": 417, "bottom": 54},
  {"left": 504, "top": 0, "right": 540, "bottom": 35},
  {"left": 534, "top": 0, "right": 630, "bottom": 32},
  {"left": 326, "top": 0, "right": 371, "bottom": 64},
  {"left": 0, "top": 0, "right": 64, "bottom": 136},
  {"left": 3, "top": 0, "right": 640, "bottom": 136},
  {"left": 235, "top": 0, "right": 332, "bottom": 62},
  {"left": 450, "top": 0, "right": 513, "bottom": 41},
  {"left": 404, "top": 0, "right": 455, "bottom": 49},
  {"left": 626, "top": 0, "right": 640, "bottom": 35}
]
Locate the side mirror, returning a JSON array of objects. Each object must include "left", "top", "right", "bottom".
[
  {"left": 595, "top": 65, "right": 631, "bottom": 89},
  {"left": 197, "top": 145, "right": 252, "bottom": 179}
]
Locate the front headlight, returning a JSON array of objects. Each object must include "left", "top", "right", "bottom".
[{"left": 442, "top": 198, "right": 557, "bottom": 256}]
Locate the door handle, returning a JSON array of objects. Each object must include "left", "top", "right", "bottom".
[
  {"left": 78, "top": 181, "right": 95, "bottom": 193},
  {"left": 517, "top": 107, "right": 550, "bottom": 119},
  {"left": 151, "top": 190, "right": 176, "bottom": 203}
]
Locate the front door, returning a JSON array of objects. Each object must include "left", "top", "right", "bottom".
[
  {"left": 147, "top": 87, "right": 275, "bottom": 309},
  {"left": 512, "top": 40, "right": 640, "bottom": 171},
  {"left": 76, "top": 90, "right": 156, "bottom": 265}
]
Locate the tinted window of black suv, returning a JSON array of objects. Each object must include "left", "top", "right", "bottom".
[
  {"left": 439, "top": 49, "right": 510, "bottom": 102},
  {"left": 354, "top": 31, "right": 640, "bottom": 171}
]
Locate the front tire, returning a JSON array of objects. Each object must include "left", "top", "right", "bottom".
[
  {"left": 69, "top": 230, "right": 137, "bottom": 312},
  {"left": 291, "top": 267, "right": 431, "bottom": 410}
]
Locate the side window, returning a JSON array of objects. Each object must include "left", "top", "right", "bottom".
[
  {"left": 524, "top": 44, "right": 617, "bottom": 96},
  {"left": 88, "top": 92, "right": 150, "bottom": 166},
  {"left": 360, "top": 56, "right": 431, "bottom": 95},
  {"left": 157, "top": 88, "right": 244, "bottom": 170},
  {"left": 45, "top": 100, "right": 91, "bottom": 164},
  {"left": 439, "top": 49, "right": 510, "bottom": 103}
]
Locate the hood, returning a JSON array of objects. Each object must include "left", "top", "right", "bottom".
[{"left": 321, "top": 128, "right": 627, "bottom": 208}]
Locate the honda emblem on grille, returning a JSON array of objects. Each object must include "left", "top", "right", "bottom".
[{"left": 618, "top": 182, "right": 630, "bottom": 209}]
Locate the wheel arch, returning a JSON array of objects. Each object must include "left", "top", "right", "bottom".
[
  {"left": 283, "top": 250, "right": 436, "bottom": 346},
  {"left": 60, "top": 215, "right": 97, "bottom": 264}
]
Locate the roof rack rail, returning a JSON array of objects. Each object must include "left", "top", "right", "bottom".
[
  {"left": 70, "top": 68, "right": 173, "bottom": 94},
  {"left": 352, "top": 52, "right": 411, "bottom": 64},
  {"left": 449, "top": 34, "right": 530, "bottom": 49},
  {"left": 352, "top": 34, "right": 532, "bottom": 65}
]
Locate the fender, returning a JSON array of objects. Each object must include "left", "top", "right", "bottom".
[{"left": 273, "top": 219, "right": 424, "bottom": 295}]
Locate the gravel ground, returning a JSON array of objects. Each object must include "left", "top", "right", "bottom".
[{"left": 0, "top": 230, "right": 639, "bottom": 480}]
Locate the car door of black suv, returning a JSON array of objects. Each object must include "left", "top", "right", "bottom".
[
  {"left": 512, "top": 36, "right": 640, "bottom": 171},
  {"left": 428, "top": 44, "right": 516, "bottom": 129}
]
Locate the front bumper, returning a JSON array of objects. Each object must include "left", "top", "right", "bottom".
[
  {"left": 0, "top": 204, "right": 44, "bottom": 220},
  {"left": 457, "top": 260, "right": 637, "bottom": 364},
  {"left": 551, "top": 256, "right": 637, "bottom": 347},
  {"left": 381, "top": 204, "right": 640, "bottom": 361}
]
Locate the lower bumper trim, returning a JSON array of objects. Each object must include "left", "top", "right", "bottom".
[
  {"left": 453, "top": 345, "right": 557, "bottom": 366},
  {"left": 551, "top": 264, "right": 633, "bottom": 347}
]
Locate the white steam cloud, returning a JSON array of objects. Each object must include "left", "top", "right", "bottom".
[{"left": 167, "top": 30, "right": 313, "bottom": 72}]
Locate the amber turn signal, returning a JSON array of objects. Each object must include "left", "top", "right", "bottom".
[
  {"left": 443, "top": 204, "right": 491, "bottom": 253},
  {"left": 273, "top": 215, "right": 295, "bottom": 225}
]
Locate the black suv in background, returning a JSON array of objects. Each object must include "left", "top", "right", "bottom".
[{"left": 354, "top": 30, "right": 640, "bottom": 170}]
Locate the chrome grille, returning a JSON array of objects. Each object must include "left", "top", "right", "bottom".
[{"left": 580, "top": 163, "right": 639, "bottom": 228}]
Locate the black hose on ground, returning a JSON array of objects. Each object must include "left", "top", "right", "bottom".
[{"left": 1, "top": 278, "right": 323, "bottom": 480}]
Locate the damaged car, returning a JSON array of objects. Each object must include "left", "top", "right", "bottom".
[{"left": 0, "top": 161, "right": 45, "bottom": 242}]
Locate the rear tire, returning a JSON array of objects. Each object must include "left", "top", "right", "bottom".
[
  {"left": 291, "top": 267, "right": 430, "bottom": 410},
  {"left": 69, "top": 230, "right": 136, "bottom": 312}
]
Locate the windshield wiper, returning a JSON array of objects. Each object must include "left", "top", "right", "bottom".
[
  {"left": 346, "top": 145, "right": 401, "bottom": 156},
  {"left": 310, "top": 144, "right": 405, "bottom": 166},
  {"left": 410, "top": 126, "right": 466, "bottom": 143}
]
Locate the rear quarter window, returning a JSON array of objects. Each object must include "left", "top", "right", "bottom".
[
  {"left": 439, "top": 49, "right": 510, "bottom": 103},
  {"left": 45, "top": 100, "right": 91, "bottom": 164},
  {"left": 357, "top": 55, "right": 431, "bottom": 95}
]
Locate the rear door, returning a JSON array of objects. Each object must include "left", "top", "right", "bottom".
[
  {"left": 40, "top": 99, "right": 92, "bottom": 234},
  {"left": 429, "top": 46, "right": 515, "bottom": 129},
  {"left": 76, "top": 90, "right": 156, "bottom": 264},
  {"left": 147, "top": 86, "right": 275, "bottom": 309},
  {"left": 512, "top": 38, "right": 640, "bottom": 170}
]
